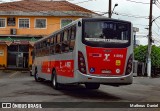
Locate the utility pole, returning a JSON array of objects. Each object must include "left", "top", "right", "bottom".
[
  {"left": 108, "top": 0, "right": 112, "bottom": 18},
  {"left": 147, "top": 0, "right": 154, "bottom": 77}
]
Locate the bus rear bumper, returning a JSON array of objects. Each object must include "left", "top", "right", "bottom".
[{"left": 76, "top": 70, "right": 133, "bottom": 85}]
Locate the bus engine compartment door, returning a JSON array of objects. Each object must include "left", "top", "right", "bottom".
[{"left": 86, "top": 46, "right": 127, "bottom": 76}]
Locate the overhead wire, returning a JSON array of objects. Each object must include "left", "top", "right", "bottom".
[
  {"left": 133, "top": 24, "right": 148, "bottom": 27},
  {"left": 156, "top": 0, "right": 160, "bottom": 5},
  {"left": 155, "top": 20, "right": 160, "bottom": 29},
  {"left": 0, "top": 0, "right": 159, "bottom": 39},
  {"left": 156, "top": 20, "right": 160, "bottom": 24},
  {"left": 99, "top": 11, "right": 149, "bottom": 19},
  {"left": 152, "top": 1, "right": 160, "bottom": 44},
  {"left": 153, "top": 21, "right": 160, "bottom": 29},
  {"left": 125, "top": 0, "right": 150, "bottom": 4},
  {"left": 155, "top": 0, "right": 160, "bottom": 9},
  {"left": 0, "top": 0, "right": 152, "bottom": 19},
  {"left": 113, "top": 12, "right": 149, "bottom": 19},
  {"left": 74, "top": 0, "right": 96, "bottom": 4},
  {"left": 123, "top": 0, "right": 159, "bottom": 46},
  {"left": 157, "top": 0, "right": 160, "bottom": 5}
]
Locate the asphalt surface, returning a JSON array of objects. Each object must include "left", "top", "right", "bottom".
[{"left": 0, "top": 70, "right": 160, "bottom": 111}]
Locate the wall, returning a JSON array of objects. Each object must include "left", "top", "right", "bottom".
[
  {"left": 0, "top": 15, "right": 80, "bottom": 68},
  {"left": 0, "top": 44, "right": 7, "bottom": 67},
  {"left": 0, "top": 16, "right": 79, "bottom": 36}
]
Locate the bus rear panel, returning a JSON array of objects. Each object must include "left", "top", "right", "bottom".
[{"left": 74, "top": 18, "right": 133, "bottom": 85}]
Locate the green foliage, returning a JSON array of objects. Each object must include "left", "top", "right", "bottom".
[
  {"left": 134, "top": 45, "right": 147, "bottom": 63},
  {"left": 134, "top": 45, "right": 160, "bottom": 67},
  {"left": 151, "top": 45, "right": 160, "bottom": 67}
]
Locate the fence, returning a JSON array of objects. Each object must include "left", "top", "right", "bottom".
[{"left": 133, "top": 61, "right": 160, "bottom": 77}]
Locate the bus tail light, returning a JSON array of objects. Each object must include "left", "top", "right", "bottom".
[
  {"left": 78, "top": 51, "right": 87, "bottom": 74},
  {"left": 125, "top": 54, "right": 133, "bottom": 75}
]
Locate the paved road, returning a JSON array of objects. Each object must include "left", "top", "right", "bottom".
[{"left": 0, "top": 70, "right": 160, "bottom": 111}]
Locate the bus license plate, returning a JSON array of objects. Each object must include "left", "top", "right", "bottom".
[{"left": 101, "top": 70, "right": 111, "bottom": 74}]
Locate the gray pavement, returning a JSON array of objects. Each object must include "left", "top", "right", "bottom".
[{"left": 0, "top": 70, "right": 160, "bottom": 111}]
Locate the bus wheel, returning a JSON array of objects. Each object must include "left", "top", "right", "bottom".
[
  {"left": 85, "top": 83, "right": 100, "bottom": 89},
  {"left": 52, "top": 70, "right": 60, "bottom": 90},
  {"left": 34, "top": 69, "right": 41, "bottom": 82}
]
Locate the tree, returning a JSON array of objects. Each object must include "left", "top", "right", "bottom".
[
  {"left": 134, "top": 45, "right": 147, "bottom": 63},
  {"left": 134, "top": 45, "right": 160, "bottom": 68},
  {"left": 151, "top": 45, "right": 160, "bottom": 67}
]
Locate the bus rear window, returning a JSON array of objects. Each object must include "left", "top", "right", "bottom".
[{"left": 82, "top": 20, "right": 131, "bottom": 48}]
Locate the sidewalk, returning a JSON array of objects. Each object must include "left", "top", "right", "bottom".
[{"left": 133, "top": 77, "right": 160, "bottom": 86}]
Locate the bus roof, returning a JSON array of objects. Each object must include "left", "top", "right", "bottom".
[{"left": 82, "top": 17, "right": 131, "bottom": 23}]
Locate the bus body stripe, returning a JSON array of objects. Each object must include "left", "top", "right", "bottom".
[{"left": 41, "top": 60, "right": 74, "bottom": 78}]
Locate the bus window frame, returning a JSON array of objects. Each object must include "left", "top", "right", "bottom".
[
  {"left": 35, "top": 24, "right": 77, "bottom": 56},
  {"left": 55, "top": 33, "right": 62, "bottom": 54},
  {"left": 69, "top": 25, "right": 76, "bottom": 51},
  {"left": 82, "top": 19, "right": 131, "bottom": 48},
  {"left": 61, "top": 30, "right": 70, "bottom": 53},
  {"left": 50, "top": 36, "right": 55, "bottom": 55}
]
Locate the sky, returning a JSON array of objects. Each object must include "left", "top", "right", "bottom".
[
  {"left": 0, "top": 0, "right": 160, "bottom": 45},
  {"left": 69, "top": 0, "right": 160, "bottom": 46}
]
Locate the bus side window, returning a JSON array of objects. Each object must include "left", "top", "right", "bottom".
[
  {"left": 42, "top": 40, "right": 46, "bottom": 56},
  {"left": 69, "top": 26, "right": 76, "bottom": 51},
  {"left": 39, "top": 49, "right": 42, "bottom": 56},
  {"left": 50, "top": 45, "right": 55, "bottom": 54},
  {"left": 61, "top": 32, "right": 64, "bottom": 41},
  {"left": 42, "top": 48, "right": 45, "bottom": 56},
  {"left": 38, "top": 42, "right": 42, "bottom": 56},
  {"left": 47, "top": 38, "right": 50, "bottom": 47},
  {"left": 43, "top": 40, "right": 47, "bottom": 48},
  {"left": 57, "top": 34, "right": 61, "bottom": 43},
  {"left": 40, "top": 43, "right": 42, "bottom": 49},
  {"left": 50, "top": 37, "right": 55, "bottom": 55},
  {"left": 64, "top": 30, "right": 68, "bottom": 41},
  {"left": 50, "top": 37, "right": 54, "bottom": 45},
  {"left": 68, "top": 28, "right": 71, "bottom": 40},
  {"left": 35, "top": 44, "right": 38, "bottom": 56},
  {"left": 71, "top": 26, "right": 76, "bottom": 40},
  {"left": 54, "top": 35, "right": 57, "bottom": 43},
  {"left": 42, "top": 40, "right": 49, "bottom": 56},
  {"left": 55, "top": 33, "right": 61, "bottom": 54},
  {"left": 46, "top": 39, "right": 50, "bottom": 55},
  {"left": 62, "top": 30, "right": 69, "bottom": 53},
  {"left": 55, "top": 44, "right": 61, "bottom": 53},
  {"left": 39, "top": 50, "right": 41, "bottom": 56},
  {"left": 70, "top": 40, "right": 75, "bottom": 51}
]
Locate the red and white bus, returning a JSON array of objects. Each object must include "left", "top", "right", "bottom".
[{"left": 32, "top": 18, "right": 133, "bottom": 89}]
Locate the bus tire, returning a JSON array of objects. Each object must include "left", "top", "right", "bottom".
[
  {"left": 34, "top": 68, "right": 42, "bottom": 82},
  {"left": 51, "top": 70, "right": 60, "bottom": 90},
  {"left": 85, "top": 83, "right": 100, "bottom": 89}
]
